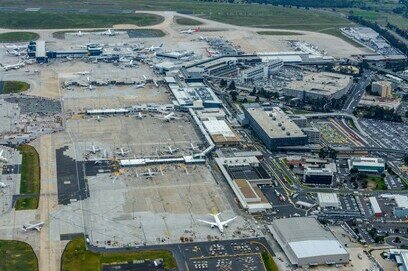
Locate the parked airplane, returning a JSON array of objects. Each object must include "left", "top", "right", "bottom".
[
  {"left": 116, "top": 147, "right": 129, "bottom": 157},
  {"left": 165, "top": 145, "right": 179, "bottom": 154},
  {"left": 97, "top": 29, "right": 125, "bottom": 36},
  {"left": 22, "top": 222, "right": 44, "bottom": 232},
  {"left": 135, "top": 112, "right": 144, "bottom": 119},
  {"left": 0, "top": 149, "right": 8, "bottom": 163},
  {"left": 0, "top": 61, "right": 25, "bottom": 71},
  {"left": 180, "top": 28, "right": 199, "bottom": 34},
  {"left": 68, "top": 30, "right": 88, "bottom": 37},
  {"left": 4, "top": 44, "right": 26, "bottom": 50},
  {"left": 124, "top": 59, "right": 138, "bottom": 67},
  {"left": 76, "top": 71, "right": 91, "bottom": 75},
  {"left": 86, "top": 143, "right": 101, "bottom": 154},
  {"left": 140, "top": 168, "right": 161, "bottom": 178},
  {"left": 196, "top": 213, "right": 237, "bottom": 233},
  {"left": 146, "top": 43, "right": 163, "bottom": 52},
  {"left": 188, "top": 143, "right": 199, "bottom": 152},
  {"left": 7, "top": 48, "right": 26, "bottom": 56},
  {"left": 135, "top": 83, "right": 145, "bottom": 89},
  {"left": 156, "top": 112, "right": 180, "bottom": 122},
  {"left": 0, "top": 182, "right": 8, "bottom": 188}
]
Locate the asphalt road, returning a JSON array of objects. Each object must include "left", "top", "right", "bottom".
[{"left": 342, "top": 70, "right": 374, "bottom": 113}]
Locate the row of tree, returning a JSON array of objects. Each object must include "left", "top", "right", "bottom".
[{"left": 353, "top": 105, "right": 403, "bottom": 122}]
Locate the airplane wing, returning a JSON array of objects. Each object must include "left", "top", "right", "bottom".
[
  {"left": 35, "top": 226, "right": 42, "bottom": 231},
  {"left": 0, "top": 149, "right": 3, "bottom": 156},
  {"left": 196, "top": 219, "right": 217, "bottom": 227},
  {"left": 220, "top": 216, "right": 237, "bottom": 226}
]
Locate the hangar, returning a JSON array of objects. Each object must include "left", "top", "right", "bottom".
[{"left": 268, "top": 217, "right": 349, "bottom": 267}]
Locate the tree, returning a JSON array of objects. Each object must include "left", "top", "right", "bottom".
[
  {"left": 250, "top": 87, "right": 257, "bottom": 96},
  {"left": 404, "top": 155, "right": 408, "bottom": 166},
  {"left": 227, "top": 80, "right": 236, "bottom": 90},
  {"left": 230, "top": 90, "right": 238, "bottom": 101},
  {"left": 255, "top": 96, "right": 260, "bottom": 102},
  {"left": 220, "top": 79, "right": 227, "bottom": 88}
]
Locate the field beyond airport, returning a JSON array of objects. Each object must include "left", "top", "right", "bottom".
[{"left": 0, "top": 1, "right": 353, "bottom": 33}]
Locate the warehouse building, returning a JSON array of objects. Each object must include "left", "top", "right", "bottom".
[
  {"left": 283, "top": 72, "right": 353, "bottom": 100},
  {"left": 348, "top": 157, "right": 385, "bottom": 173},
  {"left": 369, "top": 196, "right": 382, "bottom": 218},
  {"left": 303, "top": 168, "right": 334, "bottom": 186},
  {"left": 317, "top": 193, "right": 341, "bottom": 209},
  {"left": 243, "top": 104, "right": 307, "bottom": 150},
  {"left": 268, "top": 217, "right": 349, "bottom": 267},
  {"left": 202, "top": 119, "right": 240, "bottom": 146}
]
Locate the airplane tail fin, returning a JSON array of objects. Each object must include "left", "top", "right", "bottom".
[{"left": 159, "top": 43, "right": 163, "bottom": 47}]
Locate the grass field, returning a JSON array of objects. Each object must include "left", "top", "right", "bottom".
[
  {"left": 174, "top": 16, "right": 202, "bottom": 26},
  {"left": 0, "top": 1, "right": 353, "bottom": 33},
  {"left": 61, "top": 237, "right": 177, "bottom": 271},
  {"left": 257, "top": 31, "right": 303, "bottom": 36},
  {"left": 0, "top": 32, "right": 39, "bottom": 43},
  {"left": 15, "top": 145, "right": 40, "bottom": 210},
  {"left": 367, "top": 175, "right": 386, "bottom": 190},
  {"left": 0, "top": 240, "right": 38, "bottom": 271},
  {"left": 261, "top": 251, "right": 279, "bottom": 271},
  {"left": 0, "top": 81, "right": 30, "bottom": 94},
  {"left": 0, "top": 11, "right": 164, "bottom": 29}
]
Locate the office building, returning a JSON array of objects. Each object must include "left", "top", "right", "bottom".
[
  {"left": 303, "top": 168, "right": 334, "bottom": 186},
  {"left": 348, "top": 157, "right": 385, "bottom": 173},
  {"left": 371, "top": 81, "right": 392, "bottom": 98},
  {"left": 243, "top": 104, "right": 307, "bottom": 150}
]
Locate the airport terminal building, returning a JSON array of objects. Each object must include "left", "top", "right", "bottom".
[
  {"left": 268, "top": 217, "right": 349, "bottom": 267},
  {"left": 243, "top": 104, "right": 307, "bottom": 150}
]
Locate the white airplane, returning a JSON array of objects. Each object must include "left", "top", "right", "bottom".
[
  {"left": 97, "top": 29, "right": 125, "bottom": 36},
  {"left": 68, "top": 30, "right": 88, "bottom": 37},
  {"left": 22, "top": 222, "right": 44, "bottom": 232},
  {"left": 189, "top": 143, "right": 199, "bottom": 152},
  {"left": 116, "top": 147, "right": 129, "bottom": 157},
  {"left": 0, "top": 61, "right": 25, "bottom": 71},
  {"left": 156, "top": 112, "right": 180, "bottom": 122},
  {"left": 0, "top": 150, "right": 8, "bottom": 163},
  {"left": 124, "top": 59, "right": 138, "bottom": 67},
  {"left": 180, "top": 28, "right": 197, "bottom": 34},
  {"left": 146, "top": 43, "right": 163, "bottom": 52},
  {"left": 86, "top": 143, "right": 101, "bottom": 154},
  {"left": 76, "top": 71, "right": 90, "bottom": 75},
  {"left": 135, "top": 82, "right": 145, "bottom": 89},
  {"left": 7, "top": 49, "right": 26, "bottom": 56},
  {"left": 196, "top": 213, "right": 237, "bottom": 233},
  {"left": 0, "top": 182, "right": 8, "bottom": 188},
  {"left": 165, "top": 145, "right": 179, "bottom": 154},
  {"left": 135, "top": 112, "right": 144, "bottom": 119},
  {"left": 4, "top": 44, "right": 26, "bottom": 50},
  {"left": 140, "top": 168, "right": 161, "bottom": 178}
]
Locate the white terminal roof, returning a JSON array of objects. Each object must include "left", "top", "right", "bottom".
[
  {"left": 317, "top": 193, "right": 339, "bottom": 205},
  {"left": 203, "top": 119, "right": 235, "bottom": 138},
  {"left": 268, "top": 217, "right": 348, "bottom": 265},
  {"left": 246, "top": 107, "right": 305, "bottom": 139},
  {"left": 36, "top": 40, "right": 46, "bottom": 58}
]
